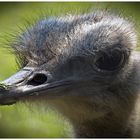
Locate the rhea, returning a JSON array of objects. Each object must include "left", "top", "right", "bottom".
[{"left": 0, "top": 11, "right": 140, "bottom": 138}]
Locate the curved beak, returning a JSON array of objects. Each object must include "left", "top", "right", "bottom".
[{"left": 0, "top": 67, "right": 72, "bottom": 105}]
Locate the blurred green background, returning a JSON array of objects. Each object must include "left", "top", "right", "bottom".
[{"left": 0, "top": 2, "right": 139, "bottom": 138}]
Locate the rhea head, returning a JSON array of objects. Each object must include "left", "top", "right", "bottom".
[
  {"left": 0, "top": 10, "right": 137, "bottom": 113},
  {"left": 0, "top": 11, "right": 139, "bottom": 137}
]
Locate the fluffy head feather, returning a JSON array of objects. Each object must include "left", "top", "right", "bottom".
[
  {"left": 12, "top": 11, "right": 137, "bottom": 68},
  {"left": 6, "top": 11, "right": 140, "bottom": 138}
]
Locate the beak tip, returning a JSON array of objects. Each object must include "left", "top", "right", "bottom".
[{"left": 0, "top": 83, "right": 9, "bottom": 95}]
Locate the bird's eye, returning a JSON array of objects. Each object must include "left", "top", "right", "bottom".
[{"left": 95, "top": 49, "right": 126, "bottom": 72}]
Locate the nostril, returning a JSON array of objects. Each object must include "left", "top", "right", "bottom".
[{"left": 27, "top": 73, "right": 48, "bottom": 86}]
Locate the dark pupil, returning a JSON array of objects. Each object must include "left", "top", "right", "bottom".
[{"left": 95, "top": 51, "right": 123, "bottom": 71}]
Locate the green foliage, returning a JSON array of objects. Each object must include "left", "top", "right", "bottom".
[
  {"left": 0, "top": 102, "right": 74, "bottom": 138},
  {"left": 0, "top": 2, "right": 139, "bottom": 138}
]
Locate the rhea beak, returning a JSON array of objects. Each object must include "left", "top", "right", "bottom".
[{"left": 0, "top": 67, "right": 72, "bottom": 105}]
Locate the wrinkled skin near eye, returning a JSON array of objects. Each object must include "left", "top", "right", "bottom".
[
  {"left": 95, "top": 49, "right": 127, "bottom": 73},
  {"left": 58, "top": 56, "right": 89, "bottom": 77},
  {"left": 56, "top": 48, "right": 128, "bottom": 80}
]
